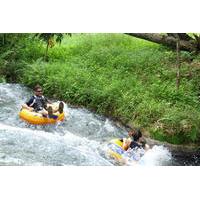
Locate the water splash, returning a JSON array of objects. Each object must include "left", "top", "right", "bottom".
[
  {"left": 0, "top": 123, "right": 113, "bottom": 166},
  {"left": 139, "top": 145, "right": 172, "bottom": 166},
  {"left": 0, "top": 83, "right": 172, "bottom": 166}
]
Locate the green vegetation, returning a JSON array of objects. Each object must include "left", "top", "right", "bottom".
[{"left": 1, "top": 33, "right": 200, "bottom": 144}]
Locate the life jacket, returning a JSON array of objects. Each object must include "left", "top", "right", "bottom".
[
  {"left": 115, "top": 138, "right": 142, "bottom": 150},
  {"left": 29, "top": 95, "right": 47, "bottom": 111}
]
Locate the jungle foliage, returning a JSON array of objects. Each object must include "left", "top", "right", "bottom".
[{"left": 1, "top": 33, "right": 200, "bottom": 144}]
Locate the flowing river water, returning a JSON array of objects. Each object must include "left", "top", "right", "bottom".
[{"left": 0, "top": 83, "right": 199, "bottom": 166}]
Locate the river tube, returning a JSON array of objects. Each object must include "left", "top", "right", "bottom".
[
  {"left": 107, "top": 139, "right": 146, "bottom": 165},
  {"left": 19, "top": 107, "right": 65, "bottom": 125},
  {"left": 107, "top": 139, "right": 124, "bottom": 160}
]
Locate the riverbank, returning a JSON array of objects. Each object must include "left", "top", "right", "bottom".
[
  {"left": 100, "top": 114, "right": 200, "bottom": 152},
  {"left": 1, "top": 33, "right": 200, "bottom": 145}
]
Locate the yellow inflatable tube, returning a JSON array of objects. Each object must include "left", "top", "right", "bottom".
[
  {"left": 107, "top": 139, "right": 124, "bottom": 160},
  {"left": 19, "top": 109, "right": 65, "bottom": 125}
]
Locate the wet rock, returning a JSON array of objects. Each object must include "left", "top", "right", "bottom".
[{"left": 145, "top": 137, "right": 199, "bottom": 153}]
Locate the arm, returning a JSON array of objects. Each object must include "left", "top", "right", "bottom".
[
  {"left": 44, "top": 97, "right": 52, "bottom": 104},
  {"left": 47, "top": 99, "right": 52, "bottom": 104},
  {"left": 22, "top": 103, "right": 34, "bottom": 111},
  {"left": 122, "top": 138, "right": 131, "bottom": 151},
  {"left": 22, "top": 96, "right": 34, "bottom": 111}
]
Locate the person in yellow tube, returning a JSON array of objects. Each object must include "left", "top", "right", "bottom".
[
  {"left": 120, "top": 129, "right": 143, "bottom": 150},
  {"left": 120, "top": 129, "right": 150, "bottom": 165},
  {"left": 22, "top": 84, "right": 64, "bottom": 118}
]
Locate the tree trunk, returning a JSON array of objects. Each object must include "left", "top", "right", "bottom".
[
  {"left": 167, "top": 33, "right": 192, "bottom": 41},
  {"left": 44, "top": 42, "right": 49, "bottom": 61},
  {"left": 176, "top": 35, "right": 181, "bottom": 90},
  {"left": 2, "top": 34, "right": 6, "bottom": 45},
  {"left": 193, "top": 34, "right": 200, "bottom": 50},
  {"left": 126, "top": 33, "right": 197, "bottom": 52}
]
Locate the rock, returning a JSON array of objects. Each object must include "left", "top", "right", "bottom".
[{"left": 144, "top": 137, "right": 199, "bottom": 153}]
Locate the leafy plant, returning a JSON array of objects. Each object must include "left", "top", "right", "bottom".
[
  {"left": 35, "top": 33, "right": 72, "bottom": 61},
  {"left": 2, "top": 33, "right": 200, "bottom": 144}
]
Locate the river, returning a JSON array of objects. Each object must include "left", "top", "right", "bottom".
[{"left": 0, "top": 83, "right": 199, "bottom": 166}]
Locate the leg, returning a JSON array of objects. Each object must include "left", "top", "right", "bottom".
[
  {"left": 58, "top": 101, "right": 64, "bottom": 113},
  {"left": 46, "top": 106, "right": 53, "bottom": 116},
  {"left": 38, "top": 109, "right": 48, "bottom": 116},
  {"left": 47, "top": 102, "right": 64, "bottom": 114}
]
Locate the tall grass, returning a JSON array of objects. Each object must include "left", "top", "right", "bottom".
[
  {"left": 2, "top": 33, "right": 200, "bottom": 144},
  {"left": 0, "top": 34, "right": 44, "bottom": 82}
]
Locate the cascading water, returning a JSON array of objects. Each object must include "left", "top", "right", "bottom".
[{"left": 0, "top": 83, "right": 174, "bottom": 166}]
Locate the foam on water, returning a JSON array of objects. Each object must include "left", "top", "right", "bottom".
[
  {"left": 0, "top": 83, "right": 172, "bottom": 166},
  {"left": 139, "top": 145, "right": 172, "bottom": 166},
  {"left": 0, "top": 123, "right": 113, "bottom": 166}
]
